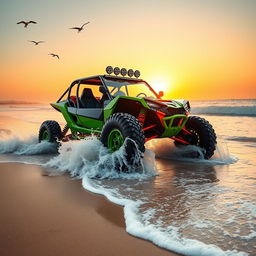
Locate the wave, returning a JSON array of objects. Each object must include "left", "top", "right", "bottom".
[
  {"left": 0, "top": 100, "right": 41, "bottom": 105},
  {"left": 227, "top": 136, "right": 256, "bottom": 143},
  {"left": 191, "top": 106, "right": 256, "bottom": 117},
  {"left": 0, "top": 136, "right": 58, "bottom": 155},
  {"left": 0, "top": 129, "right": 12, "bottom": 137}
]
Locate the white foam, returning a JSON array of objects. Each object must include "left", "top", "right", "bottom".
[
  {"left": 0, "top": 136, "right": 57, "bottom": 155},
  {"left": 82, "top": 176, "right": 248, "bottom": 256}
]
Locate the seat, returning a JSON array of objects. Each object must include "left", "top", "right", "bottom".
[{"left": 80, "top": 88, "right": 101, "bottom": 108}]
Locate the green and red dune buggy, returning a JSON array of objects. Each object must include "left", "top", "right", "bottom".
[{"left": 39, "top": 66, "right": 216, "bottom": 160}]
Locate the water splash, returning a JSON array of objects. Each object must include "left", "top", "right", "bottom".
[
  {"left": 0, "top": 136, "right": 57, "bottom": 155},
  {"left": 146, "top": 138, "right": 236, "bottom": 165},
  {"left": 46, "top": 136, "right": 157, "bottom": 179}
]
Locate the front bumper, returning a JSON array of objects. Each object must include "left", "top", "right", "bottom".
[{"left": 160, "top": 114, "right": 188, "bottom": 138}]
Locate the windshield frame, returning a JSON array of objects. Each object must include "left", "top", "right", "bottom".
[{"left": 101, "top": 75, "right": 160, "bottom": 99}]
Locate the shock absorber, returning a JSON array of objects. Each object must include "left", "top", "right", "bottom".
[
  {"left": 62, "top": 124, "right": 69, "bottom": 137},
  {"left": 137, "top": 110, "right": 146, "bottom": 127}
]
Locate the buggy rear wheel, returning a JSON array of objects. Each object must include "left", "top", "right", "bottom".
[{"left": 39, "top": 120, "right": 62, "bottom": 143}]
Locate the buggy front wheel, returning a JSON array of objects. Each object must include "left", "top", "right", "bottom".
[
  {"left": 100, "top": 113, "right": 145, "bottom": 164},
  {"left": 174, "top": 116, "right": 217, "bottom": 159}
]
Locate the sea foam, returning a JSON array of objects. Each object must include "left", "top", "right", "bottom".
[
  {"left": 0, "top": 136, "right": 57, "bottom": 155},
  {"left": 82, "top": 177, "right": 248, "bottom": 256}
]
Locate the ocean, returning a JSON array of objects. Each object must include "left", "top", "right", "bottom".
[{"left": 0, "top": 99, "right": 255, "bottom": 256}]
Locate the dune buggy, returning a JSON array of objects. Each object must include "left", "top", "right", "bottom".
[{"left": 39, "top": 67, "right": 216, "bottom": 160}]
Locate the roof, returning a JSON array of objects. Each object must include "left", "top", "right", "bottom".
[{"left": 72, "top": 75, "right": 144, "bottom": 85}]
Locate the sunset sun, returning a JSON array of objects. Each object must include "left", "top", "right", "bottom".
[{"left": 149, "top": 76, "right": 172, "bottom": 95}]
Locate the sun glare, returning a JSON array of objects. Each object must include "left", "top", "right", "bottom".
[{"left": 149, "top": 77, "right": 171, "bottom": 94}]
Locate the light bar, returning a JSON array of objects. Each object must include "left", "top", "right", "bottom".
[{"left": 105, "top": 66, "right": 140, "bottom": 78}]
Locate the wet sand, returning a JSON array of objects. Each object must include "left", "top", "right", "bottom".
[{"left": 0, "top": 163, "right": 179, "bottom": 256}]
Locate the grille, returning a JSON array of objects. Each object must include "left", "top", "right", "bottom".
[{"left": 167, "top": 107, "right": 185, "bottom": 115}]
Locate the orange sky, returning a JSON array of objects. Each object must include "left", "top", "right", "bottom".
[{"left": 0, "top": 0, "right": 255, "bottom": 102}]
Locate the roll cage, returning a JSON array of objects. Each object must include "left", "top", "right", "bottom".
[{"left": 57, "top": 75, "right": 161, "bottom": 107}]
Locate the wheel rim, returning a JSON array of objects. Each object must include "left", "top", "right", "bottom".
[
  {"left": 42, "top": 130, "right": 49, "bottom": 141},
  {"left": 107, "top": 129, "right": 124, "bottom": 152},
  {"left": 186, "top": 129, "right": 200, "bottom": 146},
  {"left": 176, "top": 128, "right": 200, "bottom": 146}
]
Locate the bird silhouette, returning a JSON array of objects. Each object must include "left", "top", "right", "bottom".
[
  {"left": 28, "top": 40, "right": 45, "bottom": 45},
  {"left": 17, "top": 20, "right": 37, "bottom": 28},
  {"left": 49, "top": 53, "right": 60, "bottom": 59},
  {"left": 70, "top": 22, "right": 90, "bottom": 33}
]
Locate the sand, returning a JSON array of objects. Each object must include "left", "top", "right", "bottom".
[{"left": 0, "top": 163, "right": 179, "bottom": 256}]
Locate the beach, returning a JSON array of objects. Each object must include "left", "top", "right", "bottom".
[
  {"left": 0, "top": 100, "right": 255, "bottom": 256},
  {"left": 0, "top": 162, "right": 178, "bottom": 256}
]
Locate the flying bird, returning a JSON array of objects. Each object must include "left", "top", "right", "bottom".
[
  {"left": 70, "top": 22, "right": 90, "bottom": 33},
  {"left": 49, "top": 53, "right": 60, "bottom": 59},
  {"left": 28, "top": 40, "right": 45, "bottom": 45},
  {"left": 17, "top": 20, "right": 37, "bottom": 28}
]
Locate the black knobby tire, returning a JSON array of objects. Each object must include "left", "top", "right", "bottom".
[
  {"left": 174, "top": 116, "right": 217, "bottom": 159},
  {"left": 100, "top": 113, "right": 145, "bottom": 162},
  {"left": 38, "top": 120, "right": 62, "bottom": 143}
]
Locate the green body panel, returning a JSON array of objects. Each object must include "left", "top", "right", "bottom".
[
  {"left": 51, "top": 97, "right": 188, "bottom": 138},
  {"left": 103, "top": 95, "right": 149, "bottom": 121},
  {"left": 51, "top": 102, "right": 101, "bottom": 134},
  {"left": 76, "top": 115, "right": 103, "bottom": 130},
  {"left": 168, "top": 100, "right": 184, "bottom": 108},
  {"left": 160, "top": 114, "right": 188, "bottom": 137}
]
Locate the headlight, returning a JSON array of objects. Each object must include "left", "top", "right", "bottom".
[
  {"left": 127, "top": 69, "right": 134, "bottom": 77},
  {"left": 106, "top": 66, "right": 113, "bottom": 74},
  {"left": 184, "top": 100, "right": 190, "bottom": 112},
  {"left": 114, "top": 67, "right": 120, "bottom": 76},
  {"left": 121, "top": 68, "right": 127, "bottom": 76},
  {"left": 134, "top": 70, "right": 140, "bottom": 78}
]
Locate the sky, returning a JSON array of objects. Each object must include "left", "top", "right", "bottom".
[{"left": 0, "top": 0, "right": 255, "bottom": 102}]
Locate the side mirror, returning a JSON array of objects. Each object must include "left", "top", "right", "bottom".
[{"left": 159, "top": 91, "right": 164, "bottom": 98}]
